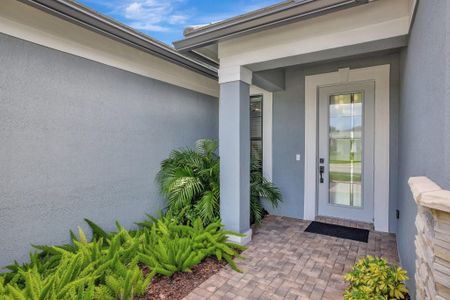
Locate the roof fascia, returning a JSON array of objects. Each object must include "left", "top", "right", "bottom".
[
  {"left": 19, "top": 0, "right": 218, "bottom": 79},
  {"left": 174, "top": 0, "right": 369, "bottom": 52}
]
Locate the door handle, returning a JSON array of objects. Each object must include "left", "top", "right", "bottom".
[{"left": 319, "top": 166, "right": 324, "bottom": 183}]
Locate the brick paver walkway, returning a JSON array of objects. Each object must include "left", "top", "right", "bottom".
[{"left": 184, "top": 215, "right": 399, "bottom": 300}]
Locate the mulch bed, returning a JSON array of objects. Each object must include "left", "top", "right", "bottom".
[{"left": 140, "top": 257, "right": 226, "bottom": 300}]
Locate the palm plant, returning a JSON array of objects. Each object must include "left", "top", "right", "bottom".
[
  {"left": 250, "top": 150, "right": 282, "bottom": 224},
  {"left": 157, "top": 139, "right": 220, "bottom": 225},
  {"left": 157, "top": 139, "right": 281, "bottom": 225}
]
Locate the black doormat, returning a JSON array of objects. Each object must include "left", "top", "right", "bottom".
[{"left": 305, "top": 221, "right": 369, "bottom": 243}]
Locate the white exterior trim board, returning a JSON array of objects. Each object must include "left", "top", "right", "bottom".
[{"left": 304, "top": 64, "right": 390, "bottom": 232}]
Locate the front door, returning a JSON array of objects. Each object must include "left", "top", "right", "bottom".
[{"left": 317, "top": 81, "right": 375, "bottom": 223}]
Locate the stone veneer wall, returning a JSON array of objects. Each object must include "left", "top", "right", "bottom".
[{"left": 409, "top": 177, "right": 450, "bottom": 300}]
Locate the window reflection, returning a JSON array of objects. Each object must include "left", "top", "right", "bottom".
[
  {"left": 250, "top": 95, "right": 263, "bottom": 163},
  {"left": 329, "top": 93, "right": 363, "bottom": 207}
]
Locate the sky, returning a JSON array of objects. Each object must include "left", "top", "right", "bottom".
[{"left": 77, "top": 0, "right": 282, "bottom": 46}]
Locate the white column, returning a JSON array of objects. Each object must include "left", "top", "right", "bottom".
[{"left": 218, "top": 66, "right": 252, "bottom": 245}]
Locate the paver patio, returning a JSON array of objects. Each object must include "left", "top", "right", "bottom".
[{"left": 184, "top": 215, "right": 399, "bottom": 300}]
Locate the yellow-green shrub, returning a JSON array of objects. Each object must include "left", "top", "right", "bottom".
[{"left": 344, "top": 256, "right": 409, "bottom": 300}]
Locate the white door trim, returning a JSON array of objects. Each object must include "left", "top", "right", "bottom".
[{"left": 304, "top": 65, "right": 390, "bottom": 232}]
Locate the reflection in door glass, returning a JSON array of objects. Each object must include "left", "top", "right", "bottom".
[{"left": 329, "top": 93, "right": 363, "bottom": 207}]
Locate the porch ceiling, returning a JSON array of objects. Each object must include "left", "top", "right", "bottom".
[{"left": 246, "top": 37, "right": 407, "bottom": 72}]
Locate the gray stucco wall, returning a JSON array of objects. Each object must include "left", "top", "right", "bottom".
[
  {"left": 269, "top": 53, "right": 400, "bottom": 233},
  {"left": 397, "top": 1, "right": 450, "bottom": 296},
  {"left": 0, "top": 33, "right": 218, "bottom": 267}
]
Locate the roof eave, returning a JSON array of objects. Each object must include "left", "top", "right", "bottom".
[
  {"left": 19, "top": 0, "right": 218, "bottom": 79},
  {"left": 174, "top": 0, "right": 369, "bottom": 52}
]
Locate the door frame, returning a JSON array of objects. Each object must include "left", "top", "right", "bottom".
[
  {"left": 317, "top": 81, "right": 375, "bottom": 222},
  {"left": 304, "top": 65, "right": 390, "bottom": 232}
]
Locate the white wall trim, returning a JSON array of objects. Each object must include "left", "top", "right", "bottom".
[
  {"left": 250, "top": 86, "right": 273, "bottom": 181},
  {"left": 219, "top": 66, "right": 253, "bottom": 85},
  {"left": 0, "top": 0, "right": 219, "bottom": 97},
  {"left": 304, "top": 64, "right": 390, "bottom": 232}
]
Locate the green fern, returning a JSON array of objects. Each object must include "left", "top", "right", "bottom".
[
  {"left": 84, "top": 218, "right": 111, "bottom": 242},
  {"left": 0, "top": 213, "right": 245, "bottom": 300},
  {"left": 100, "top": 260, "right": 151, "bottom": 300},
  {"left": 137, "top": 216, "right": 245, "bottom": 274}
]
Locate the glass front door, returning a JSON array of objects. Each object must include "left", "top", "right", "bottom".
[{"left": 317, "top": 82, "right": 375, "bottom": 223}]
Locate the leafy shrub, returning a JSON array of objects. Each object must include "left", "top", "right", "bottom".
[
  {"left": 0, "top": 213, "right": 244, "bottom": 300},
  {"left": 0, "top": 226, "right": 152, "bottom": 300},
  {"left": 1, "top": 252, "right": 97, "bottom": 300},
  {"left": 157, "top": 139, "right": 220, "bottom": 225},
  {"left": 157, "top": 139, "right": 282, "bottom": 225},
  {"left": 344, "top": 256, "right": 409, "bottom": 300},
  {"left": 139, "top": 215, "right": 245, "bottom": 275},
  {"left": 249, "top": 151, "right": 282, "bottom": 224}
]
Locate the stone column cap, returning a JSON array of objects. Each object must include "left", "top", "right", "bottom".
[{"left": 409, "top": 177, "right": 450, "bottom": 213}]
